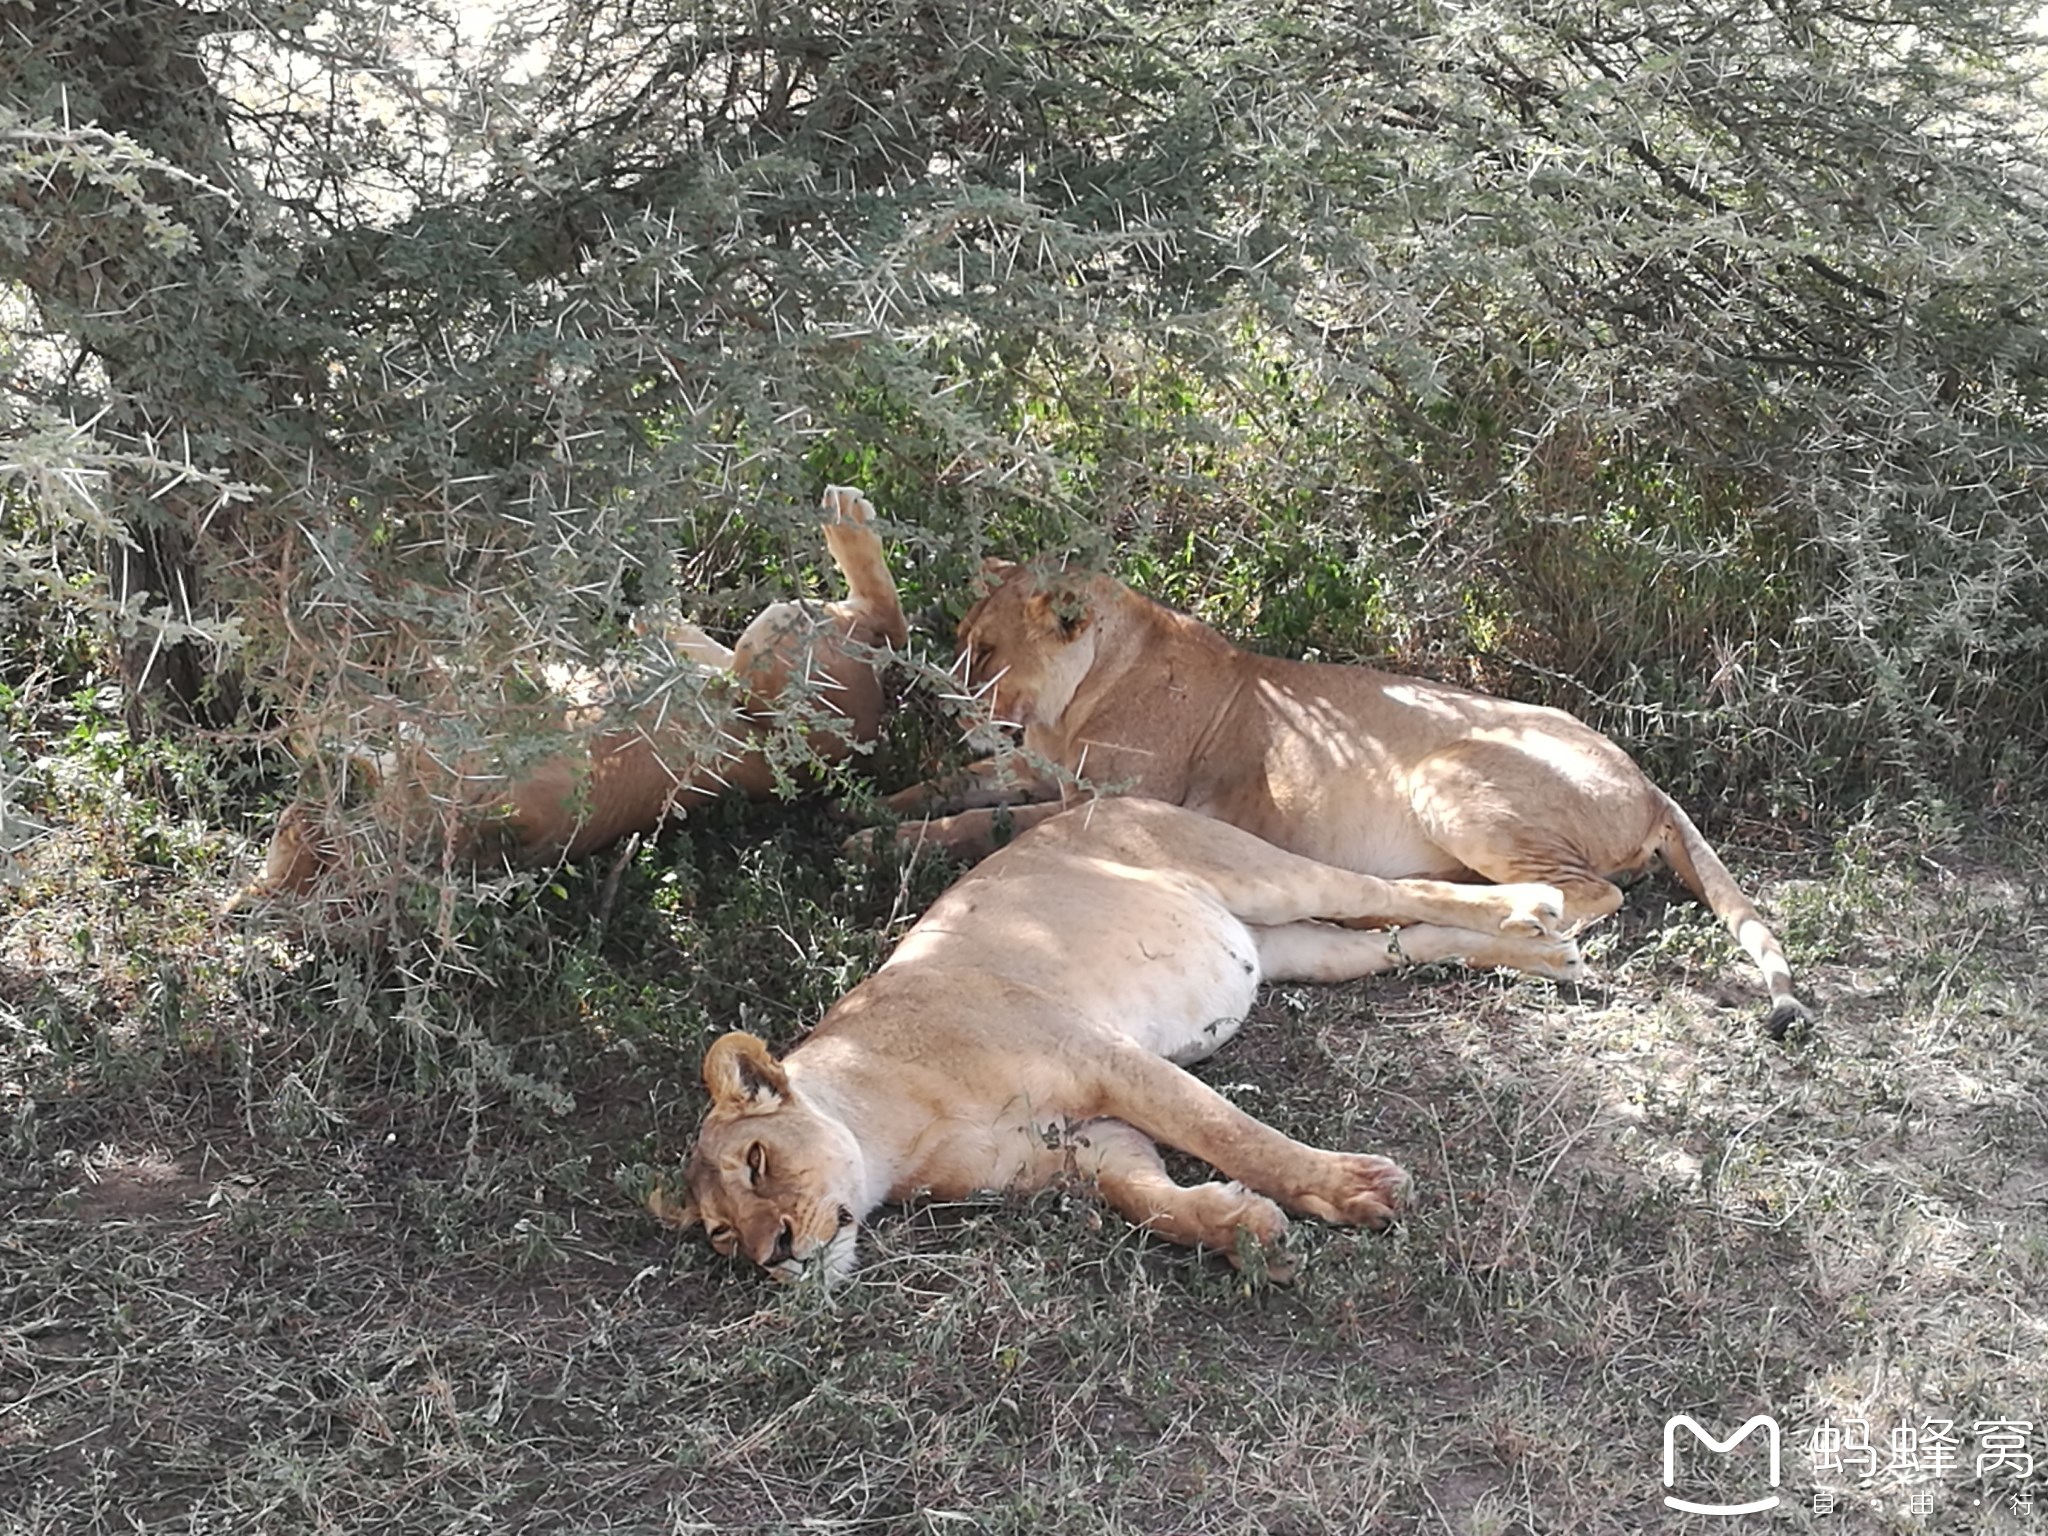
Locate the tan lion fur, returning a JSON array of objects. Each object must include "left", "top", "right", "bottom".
[
  {"left": 885, "top": 562, "right": 1809, "bottom": 1035},
  {"left": 233, "top": 486, "right": 906, "bottom": 908},
  {"left": 654, "top": 797, "right": 1586, "bottom": 1280}
]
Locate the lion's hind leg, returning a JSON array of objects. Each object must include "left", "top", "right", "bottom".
[
  {"left": 1088, "top": 798, "right": 1567, "bottom": 936},
  {"left": 1254, "top": 920, "right": 1585, "bottom": 983},
  {"left": 1400, "top": 740, "right": 1656, "bottom": 929}
]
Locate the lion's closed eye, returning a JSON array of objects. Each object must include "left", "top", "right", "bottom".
[{"left": 746, "top": 1143, "right": 767, "bottom": 1185}]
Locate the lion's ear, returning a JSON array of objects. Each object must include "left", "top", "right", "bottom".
[
  {"left": 972, "top": 557, "right": 1020, "bottom": 597},
  {"left": 702, "top": 1031, "right": 789, "bottom": 1110},
  {"left": 1026, "top": 584, "right": 1094, "bottom": 641},
  {"left": 646, "top": 1184, "right": 700, "bottom": 1229}
]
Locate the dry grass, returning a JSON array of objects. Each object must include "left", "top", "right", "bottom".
[{"left": 3, "top": 778, "right": 2046, "bottom": 1534}]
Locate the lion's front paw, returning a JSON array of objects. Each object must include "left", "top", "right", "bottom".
[
  {"left": 1212, "top": 1181, "right": 1288, "bottom": 1245},
  {"left": 1197, "top": 1182, "right": 1293, "bottom": 1277},
  {"left": 820, "top": 484, "right": 877, "bottom": 527},
  {"left": 1314, "top": 1153, "right": 1410, "bottom": 1230},
  {"left": 1498, "top": 883, "right": 1566, "bottom": 937}
]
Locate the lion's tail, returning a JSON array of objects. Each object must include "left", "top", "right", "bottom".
[{"left": 1655, "top": 792, "right": 1810, "bottom": 1038}]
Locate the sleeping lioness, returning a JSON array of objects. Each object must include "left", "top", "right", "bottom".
[
  {"left": 234, "top": 486, "right": 906, "bottom": 907},
  {"left": 653, "top": 797, "right": 1584, "bottom": 1280},
  {"left": 884, "top": 562, "right": 1809, "bottom": 1035}
]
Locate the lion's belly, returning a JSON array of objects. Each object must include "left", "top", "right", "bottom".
[
  {"left": 887, "top": 868, "right": 1263, "bottom": 1066},
  {"left": 1076, "top": 903, "right": 1263, "bottom": 1066}
]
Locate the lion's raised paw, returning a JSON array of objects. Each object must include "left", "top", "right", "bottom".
[{"left": 820, "top": 484, "right": 877, "bottom": 528}]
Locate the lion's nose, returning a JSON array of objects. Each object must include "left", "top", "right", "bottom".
[{"left": 761, "top": 1218, "right": 796, "bottom": 1268}]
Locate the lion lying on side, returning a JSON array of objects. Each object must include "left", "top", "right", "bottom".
[
  {"left": 233, "top": 486, "right": 906, "bottom": 907},
  {"left": 884, "top": 563, "right": 1809, "bottom": 1035},
  {"left": 652, "top": 797, "right": 1584, "bottom": 1280}
]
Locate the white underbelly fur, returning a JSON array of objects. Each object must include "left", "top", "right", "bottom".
[
  {"left": 889, "top": 861, "right": 1267, "bottom": 1068},
  {"left": 1079, "top": 903, "right": 1262, "bottom": 1066}
]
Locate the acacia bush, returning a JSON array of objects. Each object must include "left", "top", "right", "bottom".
[{"left": 2, "top": 0, "right": 2045, "bottom": 844}]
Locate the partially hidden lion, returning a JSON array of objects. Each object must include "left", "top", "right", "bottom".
[
  {"left": 233, "top": 486, "right": 906, "bottom": 907},
  {"left": 652, "top": 796, "right": 1585, "bottom": 1280},
  {"left": 884, "top": 562, "right": 1809, "bottom": 1035}
]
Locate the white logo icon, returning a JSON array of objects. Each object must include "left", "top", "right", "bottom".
[{"left": 1662, "top": 1414, "right": 1783, "bottom": 1516}]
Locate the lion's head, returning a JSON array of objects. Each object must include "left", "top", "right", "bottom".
[
  {"left": 955, "top": 561, "right": 1106, "bottom": 731},
  {"left": 651, "top": 1032, "right": 868, "bottom": 1282}
]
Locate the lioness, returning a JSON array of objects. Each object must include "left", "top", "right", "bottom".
[
  {"left": 652, "top": 797, "right": 1584, "bottom": 1280},
  {"left": 234, "top": 486, "right": 906, "bottom": 906},
  {"left": 885, "top": 563, "right": 1809, "bottom": 1035}
]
